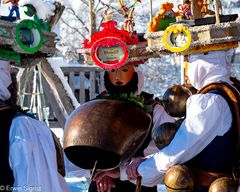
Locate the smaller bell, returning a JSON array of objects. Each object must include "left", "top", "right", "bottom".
[
  {"left": 164, "top": 165, "right": 195, "bottom": 192},
  {"left": 162, "top": 85, "right": 192, "bottom": 117}
]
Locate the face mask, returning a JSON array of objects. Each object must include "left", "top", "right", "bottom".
[{"left": 108, "top": 65, "right": 135, "bottom": 86}]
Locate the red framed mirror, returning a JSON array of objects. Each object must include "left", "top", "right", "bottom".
[{"left": 91, "top": 37, "right": 129, "bottom": 69}]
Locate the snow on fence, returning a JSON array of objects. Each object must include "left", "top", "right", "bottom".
[{"left": 61, "top": 66, "right": 105, "bottom": 104}]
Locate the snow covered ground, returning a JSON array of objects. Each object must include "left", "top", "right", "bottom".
[
  {"left": 65, "top": 177, "right": 88, "bottom": 192},
  {"left": 65, "top": 176, "right": 167, "bottom": 192},
  {"left": 66, "top": 180, "right": 167, "bottom": 192}
]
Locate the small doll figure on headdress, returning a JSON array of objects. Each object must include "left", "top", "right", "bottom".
[
  {"left": 118, "top": 0, "right": 136, "bottom": 33},
  {"left": 123, "top": 8, "right": 135, "bottom": 33},
  {"left": 178, "top": 0, "right": 192, "bottom": 19},
  {"left": 3, "top": 0, "right": 20, "bottom": 20},
  {"left": 118, "top": 0, "right": 129, "bottom": 17},
  {"left": 103, "top": 10, "right": 113, "bottom": 22}
]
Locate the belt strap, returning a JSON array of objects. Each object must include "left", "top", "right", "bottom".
[
  {"left": 193, "top": 168, "right": 231, "bottom": 187},
  {"left": 199, "top": 82, "right": 240, "bottom": 179}
]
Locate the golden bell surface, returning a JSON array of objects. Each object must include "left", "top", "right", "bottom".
[
  {"left": 164, "top": 165, "right": 195, "bottom": 192},
  {"left": 162, "top": 85, "right": 192, "bottom": 117},
  {"left": 209, "top": 177, "right": 238, "bottom": 192}
]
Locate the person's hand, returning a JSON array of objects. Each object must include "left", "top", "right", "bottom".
[
  {"left": 93, "top": 168, "right": 120, "bottom": 183},
  {"left": 96, "top": 176, "right": 116, "bottom": 192},
  {"left": 126, "top": 157, "right": 146, "bottom": 180}
]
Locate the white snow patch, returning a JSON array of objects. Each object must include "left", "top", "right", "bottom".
[
  {"left": 47, "top": 57, "right": 80, "bottom": 109},
  {"left": 19, "top": 0, "right": 56, "bottom": 20}
]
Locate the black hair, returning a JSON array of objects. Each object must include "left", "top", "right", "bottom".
[{"left": 104, "top": 71, "right": 138, "bottom": 95}]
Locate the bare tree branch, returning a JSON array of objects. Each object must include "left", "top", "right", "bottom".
[
  {"left": 81, "top": 0, "right": 89, "bottom": 6},
  {"left": 60, "top": 18, "right": 87, "bottom": 40},
  {"left": 94, "top": 0, "right": 101, "bottom": 11},
  {"left": 65, "top": 7, "right": 90, "bottom": 33},
  {"left": 97, "top": 0, "right": 119, "bottom": 13}
]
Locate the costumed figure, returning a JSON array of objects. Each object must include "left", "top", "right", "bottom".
[
  {"left": 198, "top": 0, "right": 217, "bottom": 17},
  {"left": 0, "top": 60, "right": 70, "bottom": 191},
  {"left": 211, "top": 0, "right": 223, "bottom": 15},
  {"left": 2, "top": 0, "right": 20, "bottom": 20},
  {"left": 118, "top": 0, "right": 129, "bottom": 18},
  {"left": 148, "top": 2, "right": 179, "bottom": 32},
  {"left": 88, "top": 64, "right": 175, "bottom": 192},
  {"left": 123, "top": 8, "right": 135, "bottom": 33},
  {"left": 94, "top": 49, "right": 240, "bottom": 192},
  {"left": 178, "top": 0, "right": 192, "bottom": 19},
  {"left": 118, "top": 0, "right": 135, "bottom": 34}
]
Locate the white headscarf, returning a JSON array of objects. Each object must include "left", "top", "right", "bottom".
[
  {"left": 135, "top": 67, "right": 144, "bottom": 94},
  {"left": 188, "top": 49, "right": 234, "bottom": 90},
  {"left": 0, "top": 60, "right": 12, "bottom": 101}
]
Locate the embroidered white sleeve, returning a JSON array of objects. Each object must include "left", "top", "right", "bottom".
[{"left": 137, "top": 93, "right": 232, "bottom": 187}]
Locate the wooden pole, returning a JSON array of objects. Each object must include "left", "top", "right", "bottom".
[
  {"left": 41, "top": 58, "right": 76, "bottom": 128},
  {"left": 149, "top": 0, "right": 152, "bottom": 22},
  {"left": 90, "top": 160, "right": 98, "bottom": 181},
  {"left": 135, "top": 176, "right": 142, "bottom": 192},
  {"left": 89, "top": 0, "right": 94, "bottom": 36},
  {"left": 214, "top": 0, "right": 221, "bottom": 24},
  {"left": 48, "top": 3, "right": 65, "bottom": 30},
  {"left": 191, "top": 0, "right": 202, "bottom": 19},
  {"left": 181, "top": 55, "right": 185, "bottom": 85}
]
